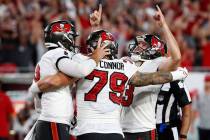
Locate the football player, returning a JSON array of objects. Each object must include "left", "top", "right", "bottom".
[
  {"left": 28, "top": 4, "right": 188, "bottom": 140},
  {"left": 121, "top": 5, "right": 182, "bottom": 140},
  {"left": 24, "top": 20, "right": 109, "bottom": 140},
  {"left": 29, "top": 29, "right": 189, "bottom": 140}
]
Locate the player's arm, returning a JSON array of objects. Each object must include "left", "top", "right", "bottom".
[
  {"left": 89, "top": 4, "right": 102, "bottom": 31},
  {"left": 177, "top": 82, "right": 192, "bottom": 140},
  {"left": 57, "top": 38, "right": 109, "bottom": 78},
  {"left": 180, "top": 104, "right": 192, "bottom": 140},
  {"left": 154, "top": 5, "right": 181, "bottom": 71},
  {"left": 129, "top": 68, "right": 188, "bottom": 87},
  {"left": 29, "top": 72, "right": 74, "bottom": 94},
  {"left": 57, "top": 58, "right": 96, "bottom": 78}
]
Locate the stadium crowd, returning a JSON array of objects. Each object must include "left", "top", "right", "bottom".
[
  {"left": 0, "top": 0, "right": 210, "bottom": 73},
  {"left": 0, "top": 0, "right": 210, "bottom": 140}
]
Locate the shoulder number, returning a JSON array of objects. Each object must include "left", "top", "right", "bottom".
[{"left": 34, "top": 64, "right": 40, "bottom": 82}]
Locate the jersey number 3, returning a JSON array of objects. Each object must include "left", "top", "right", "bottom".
[
  {"left": 84, "top": 69, "right": 133, "bottom": 105},
  {"left": 34, "top": 64, "right": 40, "bottom": 82}
]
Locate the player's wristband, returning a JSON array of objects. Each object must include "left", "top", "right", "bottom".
[
  {"left": 179, "top": 134, "right": 187, "bottom": 139},
  {"left": 29, "top": 83, "right": 41, "bottom": 94},
  {"left": 170, "top": 70, "right": 186, "bottom": 81}
]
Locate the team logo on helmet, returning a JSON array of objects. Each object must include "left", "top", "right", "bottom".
[
  {"left": 101, "top": 32, "right": 114, "bottom": 42},
  {"left": 51, "top": 23, "right": 71, "bottom": 33},
  {"left": 44, "top": 20, "right": 79, "bottom": 52},
  {"left": 86, "top": 30, "right": 118, "bottom": 59}
]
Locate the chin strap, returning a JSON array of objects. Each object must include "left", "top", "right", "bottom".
[
  {"left": 130, "top": 54, "right": 148, "bottom": 62},
  {"left": 58, "top": 41, "right": 78, "bottom": 53},
  {"left": 57, "top": 41, "right": 66, "bottom": 50},
  {"left": 45, "top": 43, "right": 59, "bottom": 48}
]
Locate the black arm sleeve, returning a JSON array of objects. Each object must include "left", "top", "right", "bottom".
[{"left": 172, "top": 81, "right": 192, "bottom": 107}]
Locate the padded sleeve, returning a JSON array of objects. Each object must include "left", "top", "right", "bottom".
[{"left": 56, "top": 56, "right": 96, "bottom": 78}]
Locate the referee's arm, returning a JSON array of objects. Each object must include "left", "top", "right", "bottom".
[
  {"left": 180, "top": 103, "right": 192, "bottom": 139},
  {"left": 177, "top": 82, "right": 192, "bottom": 139}
]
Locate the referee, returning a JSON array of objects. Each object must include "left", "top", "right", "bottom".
[{"left": 156, "top": 80, "right": 192, "bottom": 140}]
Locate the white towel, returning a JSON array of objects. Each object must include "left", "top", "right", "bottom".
[{"left": 24, "top": 121, "right": 37, "bottom": 140}]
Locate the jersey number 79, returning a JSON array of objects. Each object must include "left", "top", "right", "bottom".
[{"left": 84, "top": 69, "right": 134, "bottom": 106}]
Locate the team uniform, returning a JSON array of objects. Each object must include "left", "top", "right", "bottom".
[
  {"left": 156, "top": 81, "right": 192, "bottom": 140},
  {"left": 71, "top": 58, "right": 138, "bottom": 140},
  {"left": 23, "top": 20, "right": 100, "bottom": 140},
  {"left": 121, "top": 57, "right": 165, "bottom": 140},
  {"left": 26, "top": 46, "right": 96, "bottom": 140}
]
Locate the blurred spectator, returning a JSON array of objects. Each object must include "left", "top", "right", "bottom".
[
  {"left": 192, "top": 75, "right": 210, "bottom": 140},
  {"left": 0, "top": 0, "right": 210, "bottom": 71},
  {"left": 13, "top": 103, "right": 37, "bottom": 140},
  {"left": 0, "top": 81, "right": 15, "bottom": 140},
  {"left": 0, "top": 8, "right": 18, "bottom": 65},
  {"left": 0, "top": 1, "right": 209, "bottom": 140},
  {"left": 14, "top": 33, "right": 36, "bottom": 72}
]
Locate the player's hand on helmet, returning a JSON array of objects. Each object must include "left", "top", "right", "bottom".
[
  {"left": 90, "top": 4, "right": 102, "bottom": 27},
  {"left": 90, "top": 37, "right": 111, "bottom": 65},
  {"left": 153, "top": 5, "right": 167, "bottom": 27}
]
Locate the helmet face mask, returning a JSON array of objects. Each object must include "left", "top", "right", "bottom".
[
  {"left": 129, "top": 34, "right": 167, "bottom": 61},
  {"left": 87, "top": 30, "right": 118, "bottom": 59},
  {"left": 129, "top": 40, "right": 148, "bottom": 54},
  {"left": 44, "top": 20, "right": 79, "bottom": 52}
]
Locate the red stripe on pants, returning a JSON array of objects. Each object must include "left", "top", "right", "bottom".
[
  {"left": 151, "top": 129, "right": 156, "bottom": 140},
  {"left": 51, "top": 122, "right": 59, "bottom": 140}
]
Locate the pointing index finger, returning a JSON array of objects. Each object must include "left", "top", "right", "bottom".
[
  {"left": 99, "top": 4, "right": 102, "bottom": 16},
  {"left": 156, "top": 5, "right": 162, "bottom": 13}
]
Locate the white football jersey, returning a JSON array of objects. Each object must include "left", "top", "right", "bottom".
[
  {"left": 36, "top": 47, "right": 82, "bottom": 125},
  {"left": 121, "top": 57, "right": 166, "bottom": 133},
  {"left": 72, "top": 58, "right": 138, "bottom": 136}
]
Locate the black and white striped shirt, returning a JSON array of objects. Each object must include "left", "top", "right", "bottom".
[{"left": 156, "top": 81, "right": 192, "bottom": 124}]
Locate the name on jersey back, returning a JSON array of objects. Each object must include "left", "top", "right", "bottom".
[{"left": 100, "top": 60, "right": 124, "bottom": 70}]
